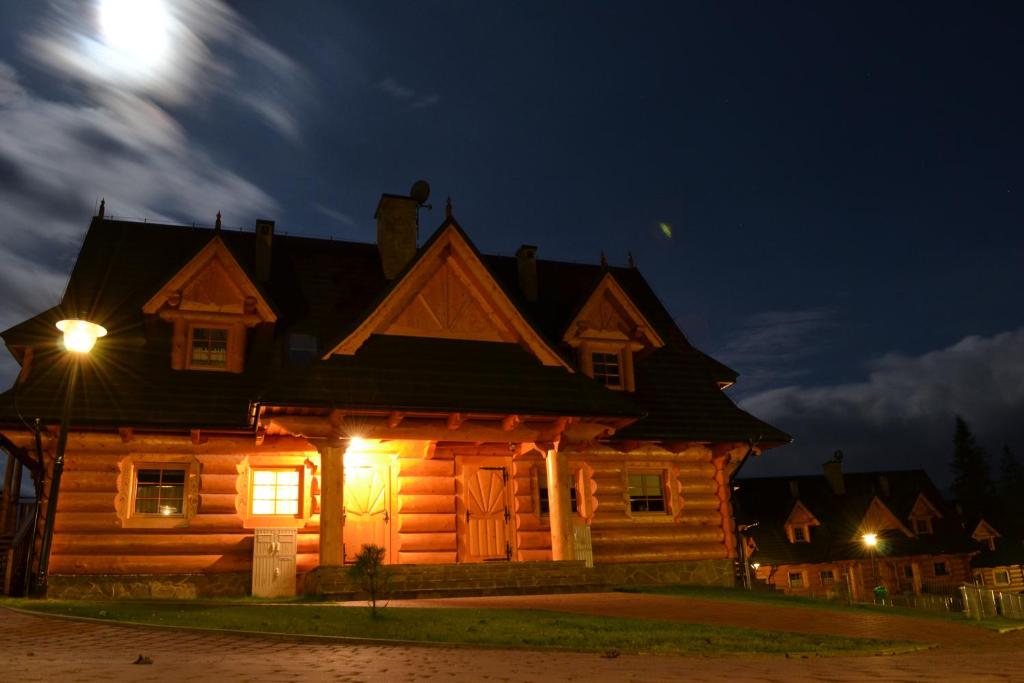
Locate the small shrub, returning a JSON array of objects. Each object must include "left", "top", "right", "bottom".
[{"left": 348, "top": 544, "right": 389, "bottom": 617}]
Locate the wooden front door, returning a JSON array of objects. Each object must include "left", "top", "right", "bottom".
[
  {"left": 344, "top": 462, "right": 393, "bottom": 563},
  {"left": 457, "top": 459, "right": 513, "bottom": 562}
]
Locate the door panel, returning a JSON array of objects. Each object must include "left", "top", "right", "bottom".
[
  {"left": 344, "top": 463, "right": 392, "bottom": 563},
  {"left": 458, "top": 460, "right": 512, "bottom": 562}
]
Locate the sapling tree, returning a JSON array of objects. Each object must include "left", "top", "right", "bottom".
[{"left": 349, "top": 544, "right": 389, "bottom": 617}]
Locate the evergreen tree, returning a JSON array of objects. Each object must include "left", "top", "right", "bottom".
[{"left": 950, "top": 416, "right": 993, "bottom": 515}]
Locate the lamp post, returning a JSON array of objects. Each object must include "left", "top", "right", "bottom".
[
  {"left": 862, "top": 532, "right": 879, "bottom": 599},
  {"left": 34, "top": 318, "right": 106, "bottom": 595}
]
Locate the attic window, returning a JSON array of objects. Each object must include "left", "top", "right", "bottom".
[
  {"left": 189, "top": 326, "right": 229, "bottom": 369},
  {"left": 793, "top": 526, "right": 807, "bottom": 542},
  {"left": 591, "top": 352, "right": 622, "bottom": 388},
  {"left": 914, "top": 518, "right": 932, "bottom": 535}
]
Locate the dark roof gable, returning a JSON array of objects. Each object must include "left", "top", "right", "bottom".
[{"left": 0, "top": 216, "right": 788, "bottom": 444}]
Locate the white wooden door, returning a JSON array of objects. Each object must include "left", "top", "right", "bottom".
[
  {"left": 252, "top": 528, "right": 296, "bottom": 597},
  {"left": 458, "top": 460, "right": 512, "bottom": 562},
  {"left": 344, "top": 462, "right": 393, "bottom": 563}
]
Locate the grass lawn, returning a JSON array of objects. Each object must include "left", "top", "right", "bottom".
[
  {"left": 621, "top": 585, "right": 1018, "bottom": 631},
  {"left": 3, "top": 599, "right": 913, "bottom": 657}
]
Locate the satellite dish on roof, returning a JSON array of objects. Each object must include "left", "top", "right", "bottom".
[{"left": 410, "top": 180, "right": 431, "bottom": 205}]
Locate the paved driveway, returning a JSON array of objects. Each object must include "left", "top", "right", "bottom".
[{"left": 2, "top": 597, "right": 1022, "bottom": 682}]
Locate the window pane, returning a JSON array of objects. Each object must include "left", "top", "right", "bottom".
[
  {"left": 253, "top": 471, "right": 276, "bottom": 485},
  {"left": 253, "top": 485, "right": 276, "bottom": 501},
  {"left": 137, "top": 470, "right": 161, "bottom": 484},
  {"left": 135, "top": 467, "right": 186, "bottom": 515},
  {"left": 278, "top": 471, "right": 300, "bottom": 486},
  {"left": 252, "top": 500, "right": 275, "bottom": 515}
]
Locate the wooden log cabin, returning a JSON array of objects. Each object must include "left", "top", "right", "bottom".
[
  {"left": 0, "top": 190, "right": 789, "bottom": 598},
  {"left": 734, "top": 456, "right": 980, "bottom": 600}
]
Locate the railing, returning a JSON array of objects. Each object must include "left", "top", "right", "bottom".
[{"left": 961, "top": 584, "right": 1024, "bottom": 621}]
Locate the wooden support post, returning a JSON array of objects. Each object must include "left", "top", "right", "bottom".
[
  {"left": 545, "top": 447, "right": 574, "bottom": 561},
  {"left": 317, "top": 438, "right": 347, "bottom": 567},
  {"left": 713, "top": 452, "right": 736, "bottom": 558},
  {"left": 1, "top": 452, "right": 16, "bottom": 535}
]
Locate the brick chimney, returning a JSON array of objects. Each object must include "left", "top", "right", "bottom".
[
  {"left": 823, "top": 450, "right": 845, "bottom": 495},
  {"left": 254, "top": 219, "right": 275, "bottom": 281},
  {"left": 375, "top": 194, "right": 419, "bottom": 279},
  {"left": 515, "top": 244, "right": 538, "bottom": 302}
]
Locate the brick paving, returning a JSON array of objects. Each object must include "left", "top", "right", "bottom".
[{"left": 2, "top": 597, "right": 1022, "bottom": 682}]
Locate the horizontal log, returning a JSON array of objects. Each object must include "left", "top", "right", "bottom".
[
  {"left": 594, "top": 546, "right": 727, "bottom": 563},
  {"left": 676, "top": 463, "right": 716, "bottom": 477},
  {"left": 518, "top": 549, "right": 551, "bottom": 562},
  {"left": 395, "top": 477, "right": 455, "bottom": 496},
  {"left": 397, "top": 550, "right": 457, "bottom": 565},
  {"left": 195, "top": 457, "right": 247, "bottom": 475},
  {"left": 269, "top": 415, "right": 568, "bottom": 444},
  {"left": 679, "top": 481, "right": 717, "bottom": 494},
  {"left": 396, "top": 494, "right": 456, "bottom": 514},
  {"left": 396, "top": 532, "right": 456, "bottom": 552},
  {"left": 51, "top": 532, "right": 321, "bottom": 556},
  {"left": 396, "top": 459, "right": 454, "bottom": 478},
  {"left": 199, "top": 474, "right": 240, "bottom": 494},
  {"left": 199, "top": 493, "right": 239, "bottom": 514},
  {"left": 396, "top": 513, "right": 456, "bottom": 534},
  {"left": 681, "top": 495, "right": 721, "bottom": 510},
  {"left": 56, "top": 491, "right": 116, "bottom": 513},
  {"left": 594, "top": 511, "right": 721, "bottom": 527},
  {"left": 516, "top": 530, "right": 553, "bottom": 550},
  {"left": 54, "top": 512, "right": 121, "bottom": 532},
  {"left": 60, "top": 471, "right": 115, "bottom": 492},
  {"left": 591, "top": 527, "right": 723, "bottom": 544},
  {"left": 586, "top": 462, "right": 627, "bottom": 476},
  {"left": 51, "top": 553, "right": 251, "bottom": 574}
]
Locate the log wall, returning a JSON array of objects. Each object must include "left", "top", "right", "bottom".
[
  {"left": 566, "top": 444, "right": 730, "bottom": 564},
  {"left": 37, "top": 434, "right": 736, "bottom": 578},
  {"left": 45, "top": 436, "right": 320, "bottom": 576}
]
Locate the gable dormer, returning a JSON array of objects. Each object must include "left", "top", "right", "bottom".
[
  {"left": 142, "top": 235, "right": 276, "bottom": 372},
  {"left": 563, "top": 273, "right": 664, "bottom": 391},
  {"left": 784, "top": 500, "right": 820, "bottom": 543},
  {"left": 326, "top": 221, "right": 568, "bottom": 368},
  {"left": 859, "top": 496, "right": 914, "bottom": 539},
  {"left": 971, "top": 519, "right": 1001, "bottom": 551},
  {"left": 907, "top": 493, "right": 943, "bottom": 535}
]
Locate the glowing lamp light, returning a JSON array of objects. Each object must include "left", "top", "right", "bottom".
[
  {"left": 159, "top": 505, "right": 174, "bottom": 516},
  {"left": 862, "top": 532, "right": 878, "bottom": 548},
  {"left": 56, "top": 319, "right": 107, "bottom": 354},
  {"left": 751, "top": 562, "right": 760, "bottom": 571}
]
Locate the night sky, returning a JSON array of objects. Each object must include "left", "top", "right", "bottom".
[{"left": 0, "top": 1, "right": 1021, "bottom": 488}]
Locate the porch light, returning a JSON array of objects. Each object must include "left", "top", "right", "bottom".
[
  {"left": 862, "top": 532, "right": 878, "bottom": 548},
  {"left": 57, "top": 319, "right": 107, "bottom": 353}
]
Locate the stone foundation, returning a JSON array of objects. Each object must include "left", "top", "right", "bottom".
[
  {"left": 46, "top": 557, "right": 732, "bottom": 600},
  {"left": 47, "top": 573, "right": 252, "bottom": 600}
]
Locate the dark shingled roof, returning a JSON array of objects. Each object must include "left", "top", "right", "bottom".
[
  {"left": 735, "top": 469, "right": 979, "bottom": 565},
  {"left": 0, "top": 217, "right": 788, "bottom": 443}
]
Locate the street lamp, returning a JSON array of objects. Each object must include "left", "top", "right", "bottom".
[
  {"left": 862, "top": 532, "right": 879, "bottom": 598},
  {"left": 34, "top": 319, "right": 105, "bottom": 595}
]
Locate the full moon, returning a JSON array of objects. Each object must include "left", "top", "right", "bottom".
[{"left": 98, "top": 0, "right": 171, "bottom": 69}]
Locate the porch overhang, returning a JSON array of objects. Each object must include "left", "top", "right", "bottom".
[{"left": 257, "top": 405, "right": 634, "bottom": 445}]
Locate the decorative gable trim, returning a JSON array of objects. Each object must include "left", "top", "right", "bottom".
[
  {"left": 972, "top": 519, "right": 1001, "bottom": 542},
  {"left": 859, "top": 496, "right": 913, "bottom": 538},
  {"left": 785, "top": 500, "right": 821, "bottom": 527},
  {"left": 563, "top": 273, "right": 664, "bottom": 349},
  {"left": 142, "top": 237, "right": 276, "bottom": 322},
  {"left": 325, "top": 222, "right": 569, "bottom": 368},
  {"left": 908, "top": 493, "right": 943, "bottom": 520}
]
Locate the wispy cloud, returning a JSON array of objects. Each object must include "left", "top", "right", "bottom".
[
  {"left": 714, "top": 308, "right": 836, "bottom": 394},
  {"left": 740, "top": 328, "right": 1024, "bottom": 485},
  {"left": 313, "top": 203, "right": 359, "bottom": 229},
  {"left": 375, "top": 76, "right": 441, "bottom": 110},
  {"left": 0, "top": 1, "right": 307, "bottom": 387},
  {"left": 27, "top": 0, "right": 312, "bottom": 140}
]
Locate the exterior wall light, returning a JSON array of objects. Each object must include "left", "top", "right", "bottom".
[{"left": 57, "top": 319, "right": 108, "bottom": 353}]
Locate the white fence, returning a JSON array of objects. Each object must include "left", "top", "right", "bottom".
[{"left": 960, "top": 584, "right": 1024, "bottom": 620}]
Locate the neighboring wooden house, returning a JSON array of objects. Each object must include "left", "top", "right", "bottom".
[
  {"left": 971, "top": 519, "right": 1024, "bottom": 593},
  {"left": 735, "top": 456, "right": 977, "bottom": 600},
  {"left": 0, "top": 191, "right": 788, "bottom": 598}
]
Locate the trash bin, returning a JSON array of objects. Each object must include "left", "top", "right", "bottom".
[{"left": 873, "top": 585, "right": 888, "bottom": 604}]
